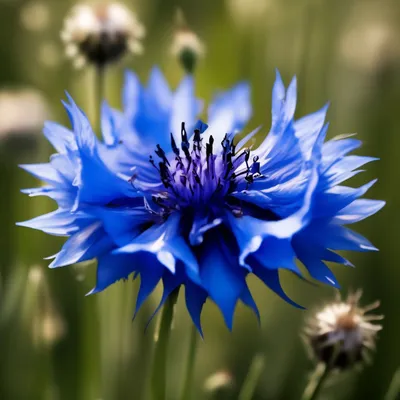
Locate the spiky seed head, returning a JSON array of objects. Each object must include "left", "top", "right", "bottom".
[{"left": 304, "top": 290, "right": 383, "bottom": 370}]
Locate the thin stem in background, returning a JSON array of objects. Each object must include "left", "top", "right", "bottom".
[
  {"left": 238, "top": 354, "right": 265, "bottom": 400},
  {"left": 79, "top": 63, "right": 107, "bottom": 400},
  {"left": 95, "top": 65, "right": 105, "bottom": 127},
  {"left": 87, "top": 65, "right": 106, "bottom": 132},
  {"left": 301, "top": 363, "right": 332, "bottom": 400},
  {"left": 150, "top": 288, "right": 180, "bottom": 400},
  {"left": 297, "top": 0, "right": 317, "bottom": 115},
  {"left": 179, "top": 323, "right": 199, "bottom": 400},
  {"left": 385, "top": 368, "right": 400, "bottom": 400}
]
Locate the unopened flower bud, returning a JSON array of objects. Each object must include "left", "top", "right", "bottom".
[{"left": 171, "top": 10, "right": 205, "bottom": 74}]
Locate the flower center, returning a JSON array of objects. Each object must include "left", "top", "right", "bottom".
[{"left": 149, "top": 122, "right": 261, "bottom": 215}]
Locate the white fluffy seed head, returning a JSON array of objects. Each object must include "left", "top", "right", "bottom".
[
  {"left": 61, "top": 2, "right": 145, "bottom": 68},
  {"left": 304, "top": 290, "right": 383, "bottom": 370}
]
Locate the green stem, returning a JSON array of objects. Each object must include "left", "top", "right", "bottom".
[
  {"left": 88, "top": 65, "right": 105, "bottom": 132},
  {"left": 297, "top": 0, "right": 317, "bottom": 115},
  {"left": 385, "top": 368, "right": 400, "bottom": 400},
  {"left": 150, "top": 288, "right": 180, "bottom": 400},
  {"left": 238, "top": 354, "right": 265, "bottom": 400},
  {"left": 179, "top": 323, "right": 199, "bottom": 400},
  {"left": 96, "top": 66, "right": 105, "bottom": 110},
  {"left": 301, "top": 363, "right": 332, "bottom": 400}
]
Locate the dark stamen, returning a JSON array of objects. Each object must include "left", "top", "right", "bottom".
[
  {"left": 155, "top": 144, "right": 170, "bottom": 166},
  {"left": 170, "top": 133, "right": 180, "bottom": 156}
]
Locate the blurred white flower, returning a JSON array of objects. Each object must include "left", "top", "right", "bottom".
[
  {"left": 20, "top": 1, "right": 50, "bottom": 32},
  {"left": 0, "top": 89, "right": 49, "bottom": 139},
  {"left": 226, "top": 0, "right": 271, "bottom": 27},
  {"left": 339, "top": 3, "right": 400, "bottom": 73},
  {"left": 204, "top": 370, "right": 234, "bottom": 393},
  {"left": 304, "top": 290, "right": 383, "bottom": 370},
  {"left": 61, "top": 2, "right": 145, "bottom": 68}
]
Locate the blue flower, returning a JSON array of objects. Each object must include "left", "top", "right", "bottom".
[{"left": 18, "top": 69, "right": 384, "bottom": 333}]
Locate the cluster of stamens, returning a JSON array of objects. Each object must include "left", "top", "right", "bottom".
[{"left": 148, "top": 122, "right": 262, "bottom": 215}]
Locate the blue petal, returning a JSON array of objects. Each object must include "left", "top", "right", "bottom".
[
  {"left": 88, "top": 251, "right": 138, "bottom": 295},
  {"left": 17, "top": 209, "right": 86, "bottom": 236},
  {"left": 296, "top": 222, "right": 378, "bottom": 253},
  {"left": 43, "top": 121, "right": 76, "bottom": 153},
  {"left": 293, "top": 241, "right": 340, "bottom": 288},
  {"left": 313, "top": 179, "right": 377, "bottom": 219},
  {"left": 333, "top": 199, "right": 385, "bottom": 224},
  {"left": 63, "top": 93, "right": 96, "bottom": 150},
  {"left": 250, "top": 236, "right": 300, "bottom": 273},
  {"left": 322, "top": 249, "right": 353, "bottom": 267},
  {"left": 282, "top": 76, "right": 297, "bottom": 124},
  {"left": 189, "top": 214, "right": 222, "bottom": 246},
  {"left": 170, "top": 75, "right": 199, "bottom": 140},
  {"left": 252, "top": 261, "right": 304, "bottom": 308},
  {"left": 199, "top": 238, "right": 246, "bottom": 330},
  {"left": 49, "top": 153, "right": 78, "bottom": 184},
  {"left": 116, "top": 214, "right": 200, "bottom": 284},
  {"left": 21, "top": 185, "right": 75, "bottom": 208},
  {"left": 321, "top": 156, "right": 378, "bottom": 188},
  {"left": 271, "top": 69, "right": 286, "bottom": 126},
  {"left": 147, "top": 67, "right": 172, "bottom": 112},
  {"left": 193, "top": 120, "right": 208, "bottom": 133},
  {"left": 49, "top": 222, "right": 113, "bottom": 268},
  {"left": 321, "top": 138, "right": 362, "bottom": 170},
  {"left": 185, "top": 281, "right": 208, "bottom": 336},
  {"left": 74, "top": 147, "right": 139, "bottom": 208},
  {"left": 240, "top": 284, "right": 260, "bottom": 323},
  {"left": 134, "top": 258, "right": 164, "bottom": 318},
  {"left": 320, "top": 225, "right": 378, "bottom": 252},
  {"left": 101, "top": 101, "right": 122, "bottom": 147},
  {"left": 93, "top": 206, "right": 152, "bottom": 247},
  {"left": 19, "top": 163, "right": 65, "bottom": 185},
  {"left": 145, "top": 270, "right": 182, "bottom": 328},
  {"left": 294, "top": 104, "right": 329, "bottom": 159},
  {"left": 207, "top": 82, "right": 251, "bottom": 143},
  {"left": 228, "top": 162, "right": 319, "bottom": 266},
  {"left": 123, "top": 70, "right": 142, "bottom": 118}
]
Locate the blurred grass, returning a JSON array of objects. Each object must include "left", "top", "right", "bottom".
[{"left": 0, "top": 0, "right": 399, "bottom": 399}]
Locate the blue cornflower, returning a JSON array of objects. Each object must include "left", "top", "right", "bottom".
[{"left": 18, "top": 69, "right": 384, "bottom": 332}]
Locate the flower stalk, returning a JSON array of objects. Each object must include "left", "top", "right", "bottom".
[
  {"left": 300, "top": 362, "right": 332, "bottom": 400},
  {"left": 238, "top": 354, "right": 265, "bottom": 400},
  {"left": 150, "top": 288, "right": 180, "bottom": 400},
  {"left": 179, "top": 323, "right": 199, "bottom": 400},
  {"left": 94, "top": 65, "right": 105, "bottom": 130},
  {"left": 385, "top": 368, "right": 400, "bottom": 400}
]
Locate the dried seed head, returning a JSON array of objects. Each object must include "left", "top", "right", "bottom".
[
  {"left": 304, "top": 290, "right": 383, "bottom": 370},
  {"left": 171, "top": 10, "right": 205, "bottom": 73},
  {"left": 61, "top": 2, "right": 145, "bottom": 68}
]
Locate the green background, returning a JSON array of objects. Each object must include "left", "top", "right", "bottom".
[{"left": 0, "top": 0, "right": 399, "bottom": 399}]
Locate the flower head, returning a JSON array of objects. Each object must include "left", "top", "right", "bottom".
[
  {"left": 61, "top": 2, "right": 145, "bottom": 68},
  {"left": 18, "top": 69, "right": 384, "bottom": 333},
  {"left": 171, "top": 10, "right": 205, "bottom": 73},
  {"left": 304, "top": 290, "right": 383, "bottom": 369}
]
